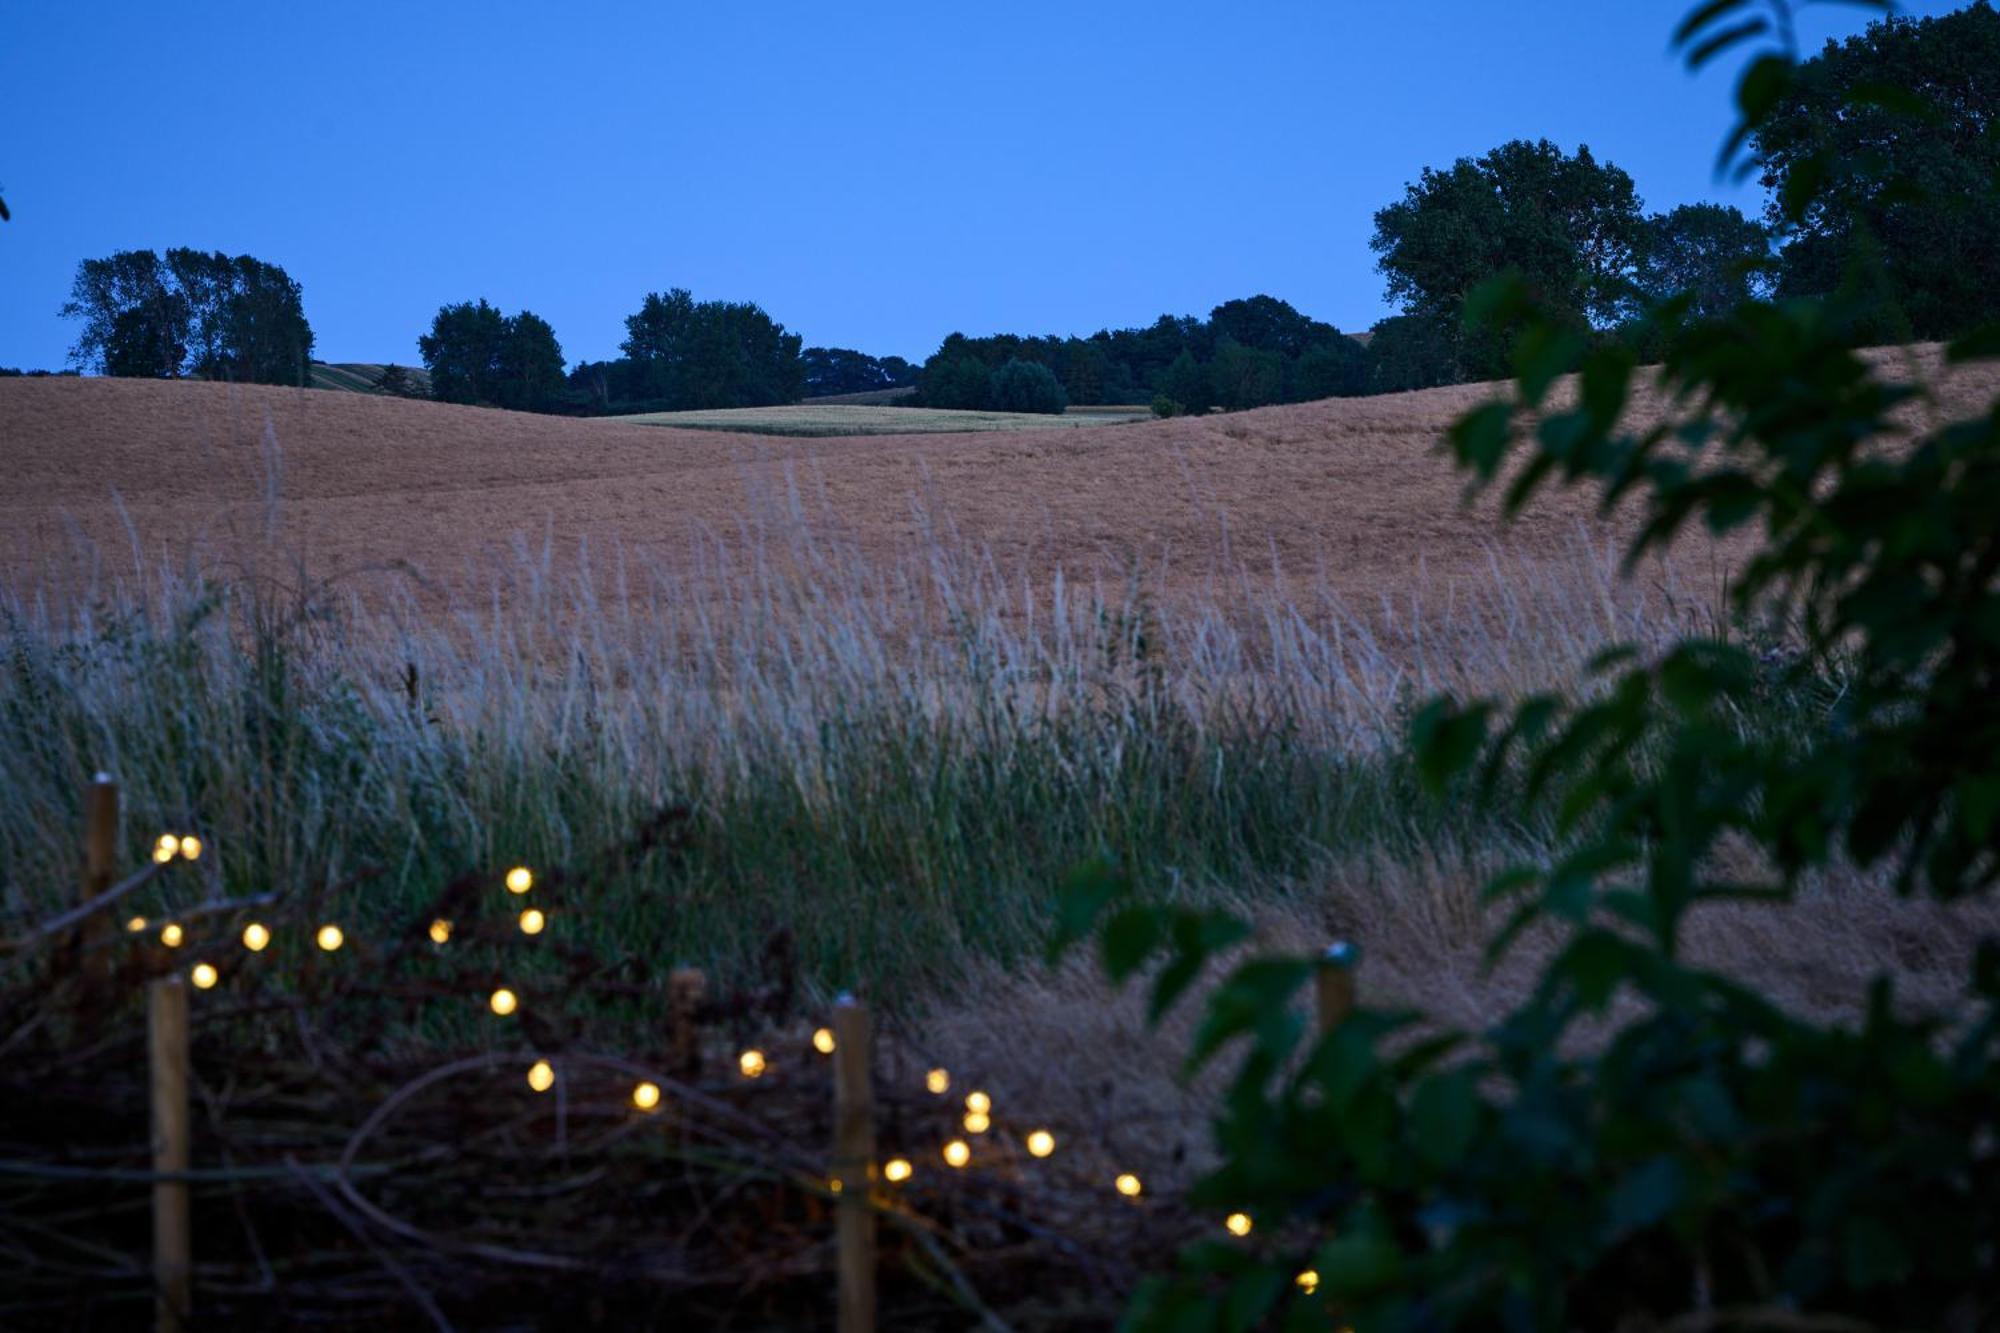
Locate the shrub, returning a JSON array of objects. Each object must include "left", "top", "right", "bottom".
[{"left": 1150, "top": 394, "right": 1182, "bottom": 419}]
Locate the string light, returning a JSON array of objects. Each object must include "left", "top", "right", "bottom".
[
  {"left": 1026, "top": 1129, "right": 1055, "bottom": 1158},
  {"left": 965, "top": 1090, "right": 991, "bottom": 1116},
  {"left": 316, "top": 924, "right": 344, "bottom": 952},
  {"left": 963, "top": 1111, "right": 991, "bottom": 1134},
  {"left": 241, "top": 922, "right": 270, "bottom": 952},
  {"left": 190, "top": 962, "right": 218, "bottom": 990},
  {"left": 739, "top": 1049, "right": 767, "bottom": 1079},
  {"left": 925, "top": 1068, "right": 950, "bottom": 1095},
  {"left": 632, "top": 1081, "right": 661, "bottom": 1111},
  {"left": 126, "top": 915, "right": 148, "bottom": 933},
  {"left": 179, "top": 835, "right": 202, "bottom": 861},
  {"left": 1225, "top": 1212, "right": 1253, "bottom": 1237},
  {"left": 489, "top": 988, "right": 518, "bottom": 1016},
  {"left": 505, "top": 866, "right": 533, "bottom": 894},
  {"left": 1115, "top": 1173, "right": 1143, "bottom": 1198},
  {"left": 428, "top": 918, "right": 452, "bottom": 944},
  {"left": 812, "top": 1027, "right": 836, "bottom": 1054},
  {"left": 160, "top": 923, "right": 184, "bottom": 948},
  {"left": 883, "top": 1157, "right": 912, "bottom": 1183},
  {"left": 518, "top": 908, "right": 546, "bottom": 935},
  {"left": 153, "top": 834, "right": 180, "bottom": 863},
  {"left": 1296, "top": 1270, "right": 1320, "bottom": 1295},
  {"left": 942, "top": 1140, "right": 970, "bottom": 1169},
  {"left": 527, "top": 1060, "right": 555, "bottom": 1092}
]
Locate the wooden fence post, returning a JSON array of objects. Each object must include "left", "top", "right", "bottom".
[
  {"left": 1316, "top": 940, "right": 1360, "bottom": 1033},
  {"left": 150, "top": 974, "right": 191, "bottom": 1332},
  {"left": 80, "top": 773, "right": 119, "bottom": 973},
  {"left": 832, "top": 994, "right": 876, "bottom": 1333},
  {"left": 667, "top": 968, "right": 706, "bottom": 1072}
]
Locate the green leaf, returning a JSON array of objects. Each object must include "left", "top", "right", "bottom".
[
  {"left": 1447, "top": 401, "right": 1515, "bottom": 479},
  {"left": 1102, "top": 905, "right": 1165, "bottom": 982},
  {"left": 1409, "top": 1069, "right": 1481, "bottom": 1169},
  {"left": 1049, "top": 857, "right": 1126, "bottom": 960},
  {"left": 1411, "top": 699, "right": 1493, "bottom": 794},
  {"left": 1607, "top": 1156, "right": 1685, "bottom": 1238}
]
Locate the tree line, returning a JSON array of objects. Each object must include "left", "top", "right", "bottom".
[{"left": 50, "top": 4, "right": 1997, "bottom": 416}]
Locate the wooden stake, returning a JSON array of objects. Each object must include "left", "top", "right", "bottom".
[
  {"left": 1316, "top": 940, "right": 1360, "bottom": 1033},
  {"left": 79, "top": 773, "right": 119, "bottom": 972},
  {"left": 150, "top": 975, "right": 192, "bottom": 1332},
  {"left": 832, "top": 994, "right": 876, "bottom": 1333},
  {"left": 667, "top": 967, "right": 706, "bottom": 1072}
]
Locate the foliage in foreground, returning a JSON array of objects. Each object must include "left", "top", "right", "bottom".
[{"left": 1064, "top": 5, "right": 2000, "bottom": 1329}]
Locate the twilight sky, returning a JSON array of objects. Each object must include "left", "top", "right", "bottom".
[{"left": 0, "top": 1, "right": 1958, "bottom": 372}]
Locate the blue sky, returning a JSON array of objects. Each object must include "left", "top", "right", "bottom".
[{"left": 0, "top": 1, "right": 1961, "bottom": 371}]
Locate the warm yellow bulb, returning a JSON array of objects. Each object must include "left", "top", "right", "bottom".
[
  {"left": 1115, "top": 1173, "right": 1143, "bottom": 1198},
  {"left": 942, "top": 1139, "right": 971, "bottom": 1169},
  {"left": 883, "top": 1157, "right": 912, "bottom": 1183},
  {"left": 428, "top": 918, "right": 452, "bottom": 944},
  {"left": 632, "top": 1080, "right": 661, "bottom": 1110},
  {"left": 126, "top": 915, "right": 148, "bottom": 933},
  {"left": 489, "top": 987, "right": 518, "bottom": 1016},
  {"left": 1296, "top": 1270, "right": 1320, "bottom": 1295},
  {"left": 965, "top": 1090, "right": 991, "bottom": 1116},
  {"left": 527, "top": 1060, "right": 555, "bottom": 1092},
  {"left": 178, "top": 835, "right": 202, "bottom": 861},
  {"left": 739, "top": 1048, "right": 767, "bottom": 1079},
  {"left": 518, "top": 908, "right": 546, "bottom": 935},
  {"left": 925, "top": 1068, "right": 950, "bottom": 1095},
  {"left": 160, "top": 923, "right": 184, "bottom": 948},
  {"left": 505, "top": 866, "right": 533, "bottom": 894},
  {"left": 1026, "top": 1129, "right": 1055, "bottom": 1158},
  {"left": 963, "top": 1111, "right": 991, "bottom": 1134},
  {"left": 1225, "top": 1212, "right": 1253, "bottom": 1237},
  {"left": 154, "top": 834, "right": 180, "bottom": 863},
  {"left": 316, "top": 924, "right": 344, "bottom": 952},
  {"left": 190, "top": 962, "right": 218, "bottom": 990},
  {"left": 812, "top": 1027, "right": 836, "bottom": 1054},
  {"left": 241, "top": 922, "right": 270, "bottom": 952}
]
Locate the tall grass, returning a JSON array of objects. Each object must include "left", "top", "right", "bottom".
[{"left": 0, "top": 506, "right": 1688, "bottom": 1003}]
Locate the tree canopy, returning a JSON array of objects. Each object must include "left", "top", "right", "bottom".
[
  {"left": 60, "top": 248, "right": 314, "bottom": 384},
  {"left": 417, "top": 300, "right": 568, "bottom": 413},
  {"left": 1755, "top": 1, "right": 2000, "bottom": 340},
  {"left": 1371, "top": 139, "right": 1644, "bottom": 380},
  {"left": 800, "top": 347, "right": 917, "bottom": 397}
]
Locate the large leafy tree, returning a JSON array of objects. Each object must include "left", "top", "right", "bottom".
[
  {"left": 1371, "top": 139, "right": 1644, "bottom": 380},
  {"left": 618, "top": 287, "right": 803, "bottom": 410},
  {"left": 1757, "top": 1, "right": 2000, "bottom": 340},
  {"left": 60, "top": 248, "right": 312, "bottom": 384},
  {"left": 1631, "top": 202, "right": 1771, "bottom": 320},
  {"left": 418, "top": 300, "right": 567, "bottom": 412},
  {"left": 987, "top": 357, "right": 1068, "bottom": 414}
]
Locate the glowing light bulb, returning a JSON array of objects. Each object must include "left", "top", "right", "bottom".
[
  {"left": 241, "top": 922, "right": 270, "bottom": 952},
  {"left": 1295, "top": 1270, "right": 1320, "bottom": 1295},
  {"left": 738, "top": 1049, "right": 767, "bottom": 1079},
  {"left": 942, "top": 1140, "right": 970, "bottom": 1169},
  {"left": 160, "top": 923, "right": 184, "bottom": 948},
  {"left": 925, "top": 1068, "right": 950, "bottom": 1095},
  {"left": 965, "top": 1090, "right": 991, "bottom": 1116},
  {"left": 527, "top": 1060, "right": 555, "bottom": 1092},
  {"left": 154, "top": 834, "right": 180, "bottom": 863},
  {"left": 126, "top": 915, "right": 148, "bottom": 933},
  {"left": 1115, "top": 1173, "right": 1143, "bottom": 1198},
  {"left": 489, "top": 987, "right": 518, "bottom": 1016},
  {"left": 883, "top": 1157, "right": 912, "bottom": 1183},
  {"left": 1026, "top": 1129, "right": 1055, "bottom": 1158},
  {"left": 178, "top": 835, "right": 202, "bottom": 861},
  {"left": 190, "top": 962, "right": 218, "bottom": 990},
  {"left": 518, "top": 908, "right": 546, "bottom": 935},
  {"left": 812, "top": 1027, "right": 836, "bottom": 1054},
  {"left": 1225, "top": 1212, "right": 1253, "bottom": 1237},
  {"left": 428, "top": 918, "right": 452, "bottom": 944},
  {"left": 963, "top": 1111, "right": 990, "bottom": 1134},
  {"left": 632, "top": 1081, "right": 661, "bottom": 1110},
  {"left": 828, "top": 1177, "right": 843, "bottom": 1194},
  {"left": 505, "top": 866, "right": 533, "bottom": 894},
  {"left": 316, "top": 924, "right": 344, "bottom": 952}
]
